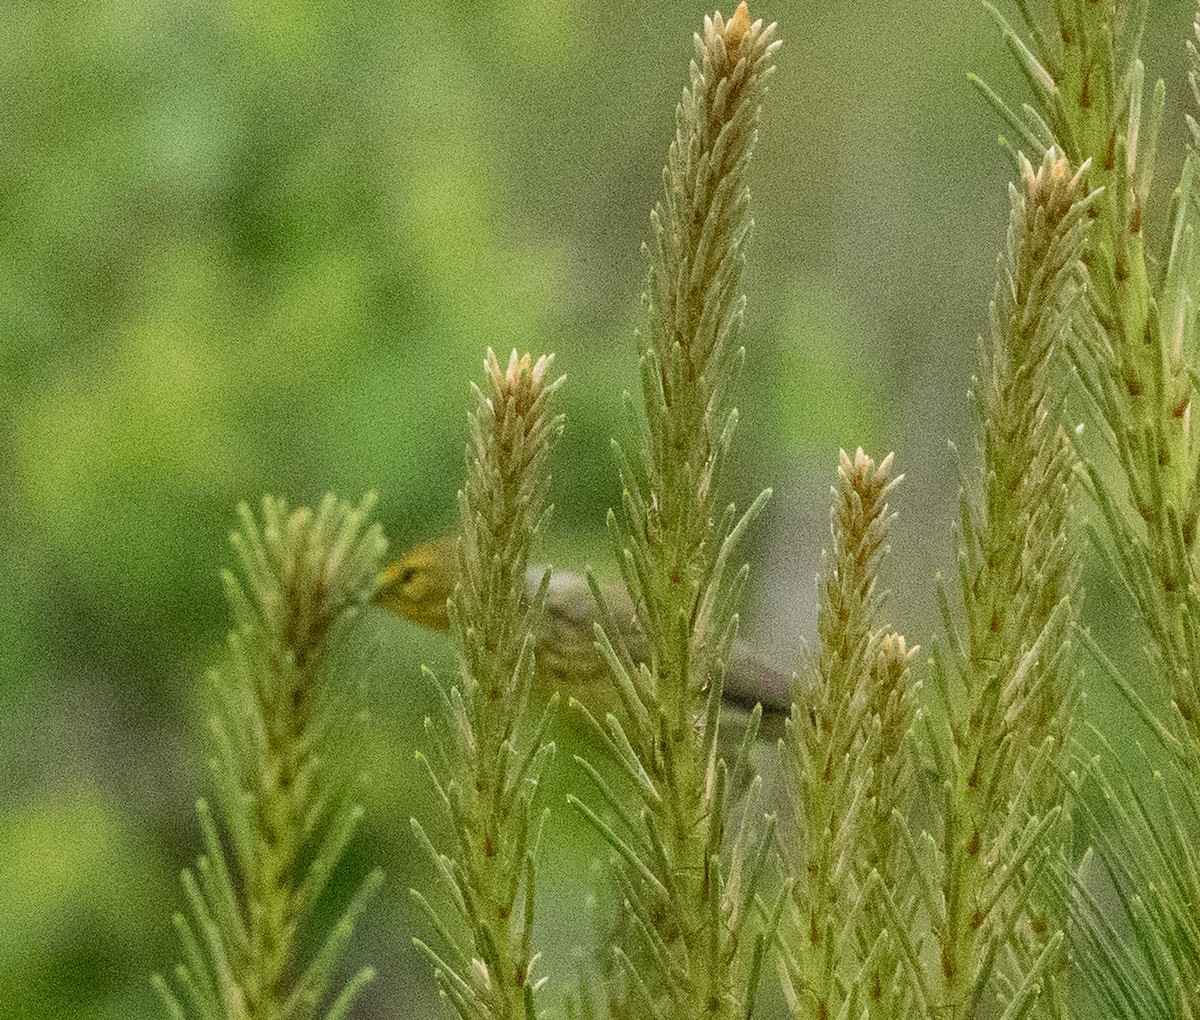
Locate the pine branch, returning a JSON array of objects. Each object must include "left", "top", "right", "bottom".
[
  {"left": 978, "top": 6, "right": 1200, "bottom": 1016},
  {"left": 777, "top": 448, "right": 917, "bottom": 1020},
  {"left": 927, "top": 149, "right": 1092, "bottom": 1020},
  {"left": 411, "top": 349, "right": 564, "bottom": 1020},
  {"left": 572, "top": 5, "right": 780, "bottom": 1017},
  {"left": 981, "top": 0, "right": 1200, "bottom": 733},
  {"left": 155, "top": 494, "right": 386, "bottom": 1020}
]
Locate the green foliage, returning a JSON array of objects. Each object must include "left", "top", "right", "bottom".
[
  {"left": 772, "top": 147, "right": 1094, "bottom": 1020},
  {"left": 924, "top": 149, "right": 1091, "bottom": 1020},
  {"left": 568, "top": 5, "right": 782, "bottom": 1016},
  {"left": 978, "top": 2, "right": 1200, "bottom": 1017},
  {"left": 777, "top": 448, "right": 916, "bottom": 1019},
  {"left": 1070, "top": 730, "right": 1200, "bottom": 1020},
  {"left": 154, "top": 495, "right": 386, "bottom": 1020},
  {"left": 770, "top": 123, "right": 1095, "bottom": 1020},
  {"left": 29, "top": 3, "right": 1200, "bottom": 1019},
  {"left": 980, "top": 0, "right": 1200, "bottom": 706},
  {"left": 410, "top": 349, "right": 565, "bottom": 1019}
]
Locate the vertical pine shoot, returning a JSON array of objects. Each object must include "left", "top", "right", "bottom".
[
  {"left": 570, "top": 4, "right": 780, "bottom": 1017},
  {"left": 980, "top": 7, "right": 1200, "bottom": 1017},
  {"left": 980, "top": 0, "right": 1200, "bottom": 734},
  {"left": 929, "top": 150, "right": 1092, "bottom": 1020},
  {"left": 153, "top": 494, "right": 387, "bottom": 1020},
  {"left": 778, "top": 448, "right": 917, "bottom": 1020},
  {"left": 410, "top": 349, "right": 564, "bottom": 1020}
]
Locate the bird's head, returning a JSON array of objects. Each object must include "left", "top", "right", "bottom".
[{"left": 373, "top": 536, "right": 458, "bottom": 631}]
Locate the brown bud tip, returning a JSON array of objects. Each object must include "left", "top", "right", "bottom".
[
  {"left": 726, "top": 1, "right": 751, "bottom": 51},
  {"left": 1020, "top": 147, "right": 1083, "bottom": 224}
]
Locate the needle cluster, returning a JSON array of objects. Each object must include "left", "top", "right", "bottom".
[
  {"left": 410, "top": 349, "right": 565, "bottom": 1020},
  {"left": 976, "top": 3, "right": 1200, "bottom": 1016},
  {"left": 571, "top": 5, "right": 782, "bottom": 1017},
  {"left": 155, "top": 6, "right": 1200, "bottom": 1020},
  {"left": 154, "top": 494, "right": 386, "bottom": 1020},
  {"left": 778, "top": 448, "right": 916, "bottom": 1019}
]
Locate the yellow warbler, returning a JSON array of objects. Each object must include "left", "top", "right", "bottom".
[
  {"left": 374, "top": 536, "right": 792, "bottom": 738},
  {"left": 375, "top": 536, "right": 459, "bottom": 631}
]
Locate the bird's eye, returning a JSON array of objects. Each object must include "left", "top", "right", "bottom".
[{"left": 400, "top": 566, "right": 418, "bottom": 585}]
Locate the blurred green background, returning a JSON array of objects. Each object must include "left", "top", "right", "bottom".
[{"left": 2, "top": 1, "right": 1194, "bottom": 1016}]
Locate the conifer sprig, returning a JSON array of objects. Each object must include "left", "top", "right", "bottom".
[
  {"left": 981, "top": 0, "right": 1200, "bottom": 733},
  {"left": 410, "top": 349, "right": 564, "bottom": 1020},
  {"left": 572, "top": 4, "right": 780, "bottom": 1016},
  {"left": 154, "top": 494, "right": 386, "bottom": 1020},
  {"left": 1067, "top": 730, "right": 1200, "bottom": 1020},
  {"left": 979, "top": 6, "right": 1200, "bottom": 1016},
  {"left": 927, "top": 148, "right": 1092, "bottom": 1020},
  {"left": 777, "top": 448, "right": 916, "bottom": 1020}
]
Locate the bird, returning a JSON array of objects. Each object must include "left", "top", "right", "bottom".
[{"left": 373, "top": 536, "right": 793, "bottom": 743}]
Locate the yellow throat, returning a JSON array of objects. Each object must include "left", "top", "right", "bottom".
[{"left": 373, "top": 536, "right": 458, "bottom": 631}]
